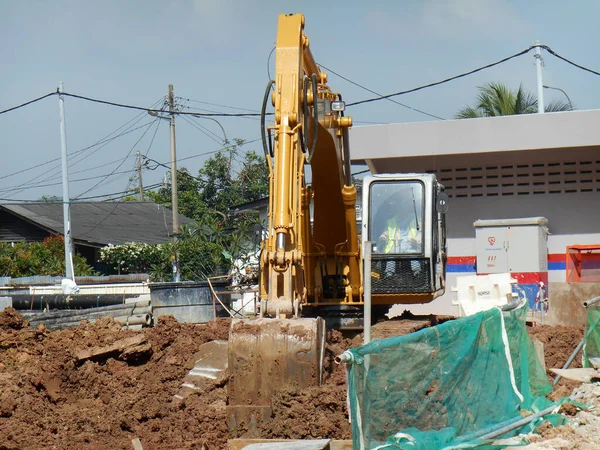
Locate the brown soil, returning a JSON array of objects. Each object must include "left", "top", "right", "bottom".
[
  {"left": 527, "top": 324, "right": 584, "bottom": 399},
  {"left": 536, "top": 421, "right": 576, "bottom": 440},
  {"left": 0, "top": 307, "right": 588, "bottom": 449},
  {"left": 0, "top": 309, "right": 231, "bottom": 450}
]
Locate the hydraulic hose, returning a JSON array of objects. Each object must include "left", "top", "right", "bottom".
[
  {"left": 300, "top": 76, "right": 309, "bottom": 155},
  {"left": 305, "top": 73, "right": 319, "bottom": 163},
  {"left": 261, "top": 80, "right": 275, "bottom": 159},
  {"left": 338, "top": 94, "right": 352, "bottom": 187}
]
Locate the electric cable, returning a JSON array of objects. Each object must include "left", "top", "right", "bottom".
[
  {"left": 0, "top": 120, "right": 158, "bottom": 199},
  {"left": 0, "top": 98, "right": 163, "bottom": 184},
  {"left": 319, "top": 64, "right": 445, "bottom": 120},
  {"left": 60, "top": 92, "right": 263, "bottom": 117},
  {"left": 143, "top": 116, "right": 162, "bottom": 159},
  {"left": 0, "top": 169, "right": 137, "bottom": 193},
  {"left": 267, "top": 46, "right": 275, "bottom": 81},
  {"left": 2, "top": 44, "right": 599, "bottom": 119},
  {"left": 74, "top": 183, "right": 163, "bottom": 201},
  {"left": 180, "top": 115, "right": 225, "bottom": 145},
  {"left": 0, "top": 92, "right": 56, "bottom": 115},
  {"left": 347, "top": 47, "right": 534, "bottom": 107},
  {"left": 539, "top": 45, "right": 600, "bottom": 76},
  {"left": 175, "top": 138, "right": 261, "bottom": 164},
  {"left": 176, "top": 97, "right": 260, "bottom": 113},
  {"left": 123, "top": 117, "right": 161, "bottom": 197},
  {"left": 73, "top": 118, "right": 159, "bottom": 199}
]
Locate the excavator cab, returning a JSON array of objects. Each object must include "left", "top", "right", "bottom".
[{"left": 363, "top": 174, "right": 448, "bottom": 304}]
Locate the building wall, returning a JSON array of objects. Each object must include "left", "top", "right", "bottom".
[{"left": 392, "top": 191, "right": 600, "bottom": 318}]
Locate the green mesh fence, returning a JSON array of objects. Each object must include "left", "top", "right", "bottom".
[
  {"left": 583, "top": 300, "right": 600, "bottom": 368},
  {"left": 345, "top": 306, "right": 556, "bottom": 449}
]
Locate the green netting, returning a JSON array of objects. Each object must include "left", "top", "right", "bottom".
[
  {"left": 583, "top": 301, "right": 600, "bottom": 368},
  {"left": 345, "top": 306, "right": 555, "bottom": 449}
]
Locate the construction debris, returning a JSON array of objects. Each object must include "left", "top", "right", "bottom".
[
  {"left": 549, "top": 368, "right": 600, "bottom": 383},
  {"left": 75, "top": 334, "right": 148, "bottom": 361},
  {"left": 23, "top": 300, "right": 152, "bottom": 330},
  {"left": 173, "top": 339, "right": 228, "bottom": 403}
]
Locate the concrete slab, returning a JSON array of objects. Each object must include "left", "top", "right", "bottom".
[
  {"left": 228, "top": 440, "right": 330, "bottom": 450},
  {"left": 173, "top": 340, "right": 228, "bottom": 402},
  {"left": 228, "top": 440, "right": 353, "bottom": 450}
]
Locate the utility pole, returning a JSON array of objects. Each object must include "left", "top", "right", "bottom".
[
  {"left": 136, "top": 151, "right": 144, "bottom": 201},
  {"left": 167, "top": 84, "right": 180, "bottom": 282},
  {"left": 534, "top": 41, "right": 545, "bottom": 114},
  {"left": 168, "top": 84, "right": 179, "bottom": 234},
  {"left": 58, "top": 82, "right": 75, "bottom": 282}
]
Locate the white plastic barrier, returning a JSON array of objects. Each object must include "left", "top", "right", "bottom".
[{"left": 452, "top": 273, "right": 517, "bottom": 317}]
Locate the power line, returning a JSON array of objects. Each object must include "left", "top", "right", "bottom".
[
  {"left": 0, "top": 119, "right": 159, "bottom": 199},
  {"left": 67, "top": 98, "right": 165, "bottom": 170},
  {"left": 143, "top": 116, "right": 162, "bottom": 158},
  {"left": 0, "top": 168, "right": 137, "bottom": 193},
  {"left": 142, "top": 137, "right": 262, "bottom": 175},
  {"left": 540, "top": 44, "right": 600, "bottom": 77},
  {"left": 0, "top": 92, "right": 56, "bottom": 116},
  {"left": 60, "top": 92, "right": 263, "bottom": 117},
  {"left": 180, "top": 115, "right": 225, "bottom": 145},
  {"left": 319, "top": 63, "right": 445, "bottom": 120},
  {"left": 75, "top": 183, "right": 164, "bottom": 201},
  {"left": 2, "top": 44, "right": 598, "bottom": 122},
  {"left": 179, "top": 104, "right": 260, "bottom": 122},
  {"left": 73, "top": 119, "right": 160, "bottom": 199},
  {"left": 0, "top": 181, "right": 163, "bottom": 203},
  {"left": 0, "top": 108, "right": 161, "bottom": 184},
  {"left": 347, "top": 47, "right": 534, "bottom": 107},
  {"left": 123, "top": 118, "right": 162, "bottom": 196},
  {"left": 175, "top": 137, "right": 261, "bottom": 164},
  {"left": 176, "top": 97, "right": 260, "bottom": 113}
]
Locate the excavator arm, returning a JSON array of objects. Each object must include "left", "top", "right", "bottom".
[{"left": 260, "top": 13, "right": 360, "bottom": 318}]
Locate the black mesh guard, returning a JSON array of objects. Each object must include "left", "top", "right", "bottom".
[{"left": 370, "top": 256, "right": 431, "bottom": 294}]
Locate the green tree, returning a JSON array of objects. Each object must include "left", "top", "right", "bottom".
[
  {"left": 148, "top": 139, "right": 269, "bottom": 222},
  {"left": 455, "top": 82, "right": 573, "bottom": 119},
  {"left": 140, "top": 139, "right": 269, "bottom": 281}
]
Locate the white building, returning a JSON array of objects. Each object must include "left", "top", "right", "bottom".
[{"left": 350, "top": 110, "right": 600, "bottom": 325}]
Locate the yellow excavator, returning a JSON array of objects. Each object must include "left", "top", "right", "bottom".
[{"left": 228, "top": 13, "right": 448, "bottom": 430}]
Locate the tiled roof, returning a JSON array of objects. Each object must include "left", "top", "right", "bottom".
[{"left": 0, "top": 201, "right": 194, "bottom": 246}]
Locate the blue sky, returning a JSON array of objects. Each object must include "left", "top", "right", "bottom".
[{"left": 1, "top": 0, "right": 598, "bottom": 201}]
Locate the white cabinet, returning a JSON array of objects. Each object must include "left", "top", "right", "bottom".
[{"left": 474, "top": 217, "right": 548, "bottom": 274}]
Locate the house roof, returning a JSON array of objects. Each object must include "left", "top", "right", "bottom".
[
  {"left": 229, "top": 197, "right": 269, "bottom": 214},
  {"left": 0, "top": 201, "right": 194, "bottom": 247}
]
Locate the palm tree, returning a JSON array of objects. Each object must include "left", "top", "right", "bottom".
[{"left": 455, "top": 82, "right": 573, "bottom": 119}]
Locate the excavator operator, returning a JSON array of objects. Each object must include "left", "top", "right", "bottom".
[{"left": 378, "top": 197, "right": 422, "bottom": 255}]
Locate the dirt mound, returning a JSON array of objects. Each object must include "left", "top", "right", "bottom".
[
  {"left": 527, "top": 324, "right": 584, "bottom": 398},
  {"left": 0, "top": 312, "right": 231, "bottom": 450},
  {"left": 0, "top": 308, "right": 588, "bottom": 449},
  {"left": 0, "top": 307, "right": 27, "bottom": 330}
]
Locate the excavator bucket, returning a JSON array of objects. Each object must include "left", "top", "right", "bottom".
[{"left": 227, "top": 317, "right": 326, "bottom": 431}]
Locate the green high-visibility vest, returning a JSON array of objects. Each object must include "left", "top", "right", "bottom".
[{"left": 384, "top": 217, "right": 418, "bottom": 254}]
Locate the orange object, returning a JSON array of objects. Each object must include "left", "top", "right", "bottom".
[{"left": 566, "top": 245, "right": 600, "bottom": 282}]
